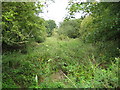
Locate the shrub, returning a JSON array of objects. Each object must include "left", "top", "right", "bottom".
[{"left": 58, "top": 19, "right": 81, "bottom": 38}]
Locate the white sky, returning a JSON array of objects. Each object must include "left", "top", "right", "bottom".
[
  {"left": 38, "top": 0, "right": 117, "bottom": 26},
  {"left": 39, "top": 0, "right": 89, "bottom": 26},
  {"left": 39, "top": 0, "right": 69, "bottom": 26}
]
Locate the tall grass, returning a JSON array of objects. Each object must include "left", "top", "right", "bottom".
[{"left": 2, "top": 37, "right": 119, "bottom": 88}]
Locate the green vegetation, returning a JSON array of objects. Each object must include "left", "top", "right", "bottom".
[
  {"left": 2, "top": 2, "right": 46, "bottom": 46},
  {"left": 45, "top": 20, "right": 57, "bottom": 37},
  {"left": 2, "top": 1, "right": 120, "bottom": 89},
  {"left": 67, "top": 2, "right": 120, "bottom": 43},
  {"left": 58, "top": 19, "right": 81, "bottom": 38},
  {"left": 2, "top": 37, "right": 119, "bottom": 88}
]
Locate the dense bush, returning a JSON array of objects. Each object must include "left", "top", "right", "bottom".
[
  {"left": 67, "top": 2, "right": 120, "bottom": 42},
  {"left": 2, "top": 2, "right": 46, "bottom": 47},
  {"left": 67, "top": 1, "right": 120, "bottom": 62},
  {"left": 2, "top": 52, "right": 36, "bottom": 88},
  {"left": 80, "top": 8, "right": 120, "bottom": 43},
  {"left": 45, "top": 20, "right": 57, "bottom": 37},
  {"left": 57, "top": 34, "right": 69, "bottom": 41},
  {"left": 2, "top": 43, "right": 51, "bottom": 88},
  {"left": 58, "top": 19, "right": 81, "bottom": 38}
]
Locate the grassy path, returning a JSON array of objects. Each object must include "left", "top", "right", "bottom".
[
  {"left": 30, "top": 36, "right": 96, "bottom": 88},
  {"left": 3, "top": 36, "right": 118, "bottom": 88}
]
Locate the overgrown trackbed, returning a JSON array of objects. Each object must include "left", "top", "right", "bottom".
[{"left": 35, "top": 36, "right": 95, "bottom": 88}]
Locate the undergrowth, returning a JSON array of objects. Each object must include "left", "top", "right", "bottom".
[{"left": 2, "top": 37, "right": 119, "bottom": 88}]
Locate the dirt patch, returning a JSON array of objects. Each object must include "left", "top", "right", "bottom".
[{"left": 50, "top": 70, "right": 66, "bottom": 82}]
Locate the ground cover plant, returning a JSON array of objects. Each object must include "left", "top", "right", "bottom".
[
  {"left": 2, "top": 36, "right": 119, "bottom": 88},
  {"left": 2, "top": 1, "right": 120, "bottom": 89}
]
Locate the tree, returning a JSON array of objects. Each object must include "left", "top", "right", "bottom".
[
  {"left": 67, "top": 1, "right": 120, "bottom": 43},
  {"left": 66, "top": 1, "right": 120, "bottom": 63},
  {"left": 58, "top": 19, "right": 81, "bottom": 38},
  {"left": 2, "top": 2, "right": 46, "bottom": 47},
  {"left": 45, "top": 20, "right": 56, "bottom": 37}
]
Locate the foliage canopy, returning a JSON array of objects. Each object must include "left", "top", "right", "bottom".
[{"left": 2, "top": 2, "right": 46, "bottom": 46}]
